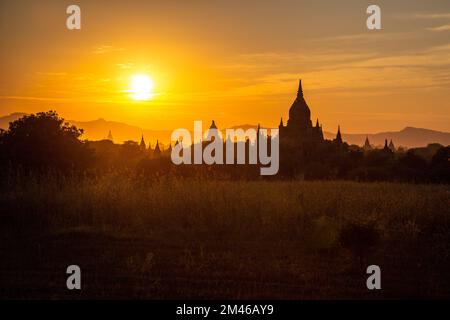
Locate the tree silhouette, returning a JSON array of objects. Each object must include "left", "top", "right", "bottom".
[
  {"left": 430, "top": 146, "right": 450, "bottom": 183},
  {"left": 0, "top": 111, "right": 93, "bottom": 171}
]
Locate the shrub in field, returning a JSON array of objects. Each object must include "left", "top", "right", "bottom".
[
  {"left": 0, "top": 111, "right": 93, "bottom": 172},
  {"left": 338, "top": 222, "right": 380, "bottom": 265}
]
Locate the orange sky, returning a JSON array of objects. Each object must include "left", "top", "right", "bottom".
[{"left": 1, "top": 0, "right": 450, "bottom": 133}]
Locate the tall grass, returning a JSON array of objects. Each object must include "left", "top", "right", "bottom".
[
  {"left": 1, "top": 173, "right": 450, "bottom": 298},
  {"left": 2, "top": 173, "right": 449, "bottom": 244}
]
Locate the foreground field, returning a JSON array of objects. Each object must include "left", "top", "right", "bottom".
[{"left": 1, "top": 176, "right": 449, "bottom": 299}]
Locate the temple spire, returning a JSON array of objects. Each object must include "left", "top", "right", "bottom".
[
  {"left": 139, "top": 134, "right": 146, "bottom": 150},
  {"left": 154, "top": 140, "right": 161, "bottom": 156},
  {"left": 388, "top": 139, "right": 395, "bottom": 152},
  {"left": 297, "top": 79, "right": 303, "bottom": 98},
  {"left": 206, "top": 120, "right": 219, "bottom": 141},
  {"left": 364, "top": 135, "right": 371, "bottom": 150},
  {"left": 256, "top": 123, "right": 261, "bottom": 143},
  {"left": 279, "top": 117, "right": 284, "bottom": 128},
  {"left": 335, "top": 125, "right": 342, "bottom": 144},
  {"left": 383, "top": 139, "right": 391, "bottom": 152}
]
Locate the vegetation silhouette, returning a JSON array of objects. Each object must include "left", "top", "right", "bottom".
[
  {"left": 0, "top": 111, "right": 93, "bottom": 172},
  {"left": 0, "top": 110, "right": 448, "bottom": 184},
  {"left": 0, "top": 108, "right": 449, "bottom": 299}
]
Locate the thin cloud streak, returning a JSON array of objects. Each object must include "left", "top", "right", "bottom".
[
  {"left": 411, "top": 13, "right": 450, "bottom": 19},
  {"left": 92, "top": 45, "right": 125, "bottom": 55},
  {"left": 215, "top": 41, "right": 450, "bottom": 98},
  {"left": 427, "top": 24, "right": 450, "bottom": 32}
]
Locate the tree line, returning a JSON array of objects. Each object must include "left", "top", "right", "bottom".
[{"left": 0, "top": 111, "right": 448, "bottom": 183}]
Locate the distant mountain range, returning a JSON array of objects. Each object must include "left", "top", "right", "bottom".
[
  {"left": 323, "top": 127, "right": 450, "bottom": 148},
  {"left": 0, "top": 112, "right": 28, "bottom": 129},
  {"left": 1, "top": 112, "right": 449, "bottom": 148},
  {"left": 0, "top": 112, "right": 172, "bottom": 148}
]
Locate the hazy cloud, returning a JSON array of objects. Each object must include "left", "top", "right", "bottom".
[
  {"left": 92, "top": 45, "right": 124, "bottom": 55},
  {"left": 116, "top": 63, "right": 134, "bottom": 69},
  {"left": 217, "top": 41, "right": 450, "bottom": 98},
  {"left": 36, "top": 72, "right": 68, "bottom": 77},
  {"left": 411, "top": 13, "right": 450, "bottom": 19},
  {"left": 427, "top": 24, "right": 450, "bottom": 32}
]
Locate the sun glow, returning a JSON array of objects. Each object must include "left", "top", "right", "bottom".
[{"left": 129, "top": 75, "right": 154, "bottom": 101}]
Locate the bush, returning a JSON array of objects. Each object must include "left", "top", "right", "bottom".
[{"left": 0, "top": 111, "right": 93, "bottom": 172}]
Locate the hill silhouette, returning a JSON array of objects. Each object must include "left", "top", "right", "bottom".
[
  {"left": 0, "top": 113, "right": 171, "bottom": 146},
  {"left": 323, "top": 127, "right": 450, "bottom": 148},
  {"left": 0, "top": 112, "right": 28, "bottom": 129},
  {"left": 1, "top": 113, "right": 449, "bottom": 148}
]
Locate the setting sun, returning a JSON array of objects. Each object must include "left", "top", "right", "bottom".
[{"left": 129, "top": 75, "right": 154, "bottom": 101}]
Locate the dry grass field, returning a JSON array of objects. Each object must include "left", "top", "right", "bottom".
[{"left": 1, "top": 174, "right": 449, "bottom": 299}]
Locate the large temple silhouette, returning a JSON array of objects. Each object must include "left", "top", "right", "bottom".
[
  {"left": 278, "top": 79, "right": 324, "bottom": 144},
  {"left": 93, "top": 78, "right": 421, "bottom": 179},
  {"left": 133, "top": 79, "right": 339, "bottom": 162},
  {"left": 111, "top": 79, "right": 404, "bottom": 162}
]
